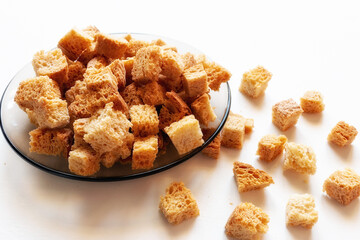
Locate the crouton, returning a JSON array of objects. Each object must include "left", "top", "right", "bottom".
[
  {"left": 323, "top": 168, "right": 360, "bottom": 205},
  {"left": 29, "top": 128, "right": 73, "bottom": 158},
  {"left": 272, "top": 99, "right": 303, "bottom": 131},
  {"left": 225, "top": 203, "right": 269, "bottom": 240},
  {"left": 181, "top": 52, "right": 197, "bottom": 70},
  {"left": 158, "top": 106, "right": 185, "bottom": 130},
  {"left": 122, "top": 57, "right": 134, "bottom": 82},
  {"left": 32, "top": 48, "right": 69, "bottom": 88},
  {"left": 182, "top": 63, "right": 208, "bottom": 98},
  {"left": 221, "top": 112, "right": 245, "bottom": 149},
  {"left": 131, "top": 46, "right": 162, "bottom": 83},
  {"left": 68, "top": 145, "right": 100, "bottom": 176},
  {"left": 160, "top": 49, "right": 184, "bottom": 92},
  {"left": 256, "top": 134, "right": 288, "bottom": 162},
  {"left": 327, "top": 121, "right": 358, "bottom": 147},
  {"left": 125, "top": 38, "right": 150, "bottom": 58},
  {"left": 201, "top": 128, "right": 221, "bottom": 159},
  {"left": 190, "top": 94, "right": 216, "bottom": 126},
  {"left": 239, "top": 66, "right": 272, "bottom": 98},
  {"left": 164, "top": 91, "right": 192, "bottom": 116},
  {"left": 120, "top": 83, "right": 143, "bottom": 107},
  {"left": 32, "top": 98, "right": 70, "bottom": 128},
  {"left": 164, "top": 115, "right": 204, "bottom": 155},
  {"left": 132, "top": 135, "right": 158, "bottom": 170},
  {"left": 87, "top": 56, "right": 108, "bottom": 69},
  {"left": 65, "top": 59, "right": 86, "bottom": 90},
  {"left": 286, "top": 194, "right": 318, "bottom": 228},
  {"left": 233, "top": 162, "right": 274, "bottom": 192},
  {"left": 159, "top": 182, "right": 199, "bottom": 225},
  {"left": 130, "top": 104, "right": 159, "bottom": 137},
  {"left": 283, "top": 142, "right": 316, "bottom": 175},
  {"left": 84, "top": 66, "right": 118, "bottom": 92},
  {"left": 300, "top": 90, "right": 325, "bottom": 113},
  {"left": 244, "top": 118, "right": 254, "bottom": 133},
  {"left": 198, "top": 55, "right": 231, "bottom": 91},
  {"left": 95, "top": 33, "right": 128, "bottom": 59},
  {"left": 82, "top": 25, "right": 100, "bottom": 38},
  {"left": 108, "top": 59, "right": 126, "bottom": 90},
  {"left": 138, "top": 81, "right": 166, "bottom": 106}
]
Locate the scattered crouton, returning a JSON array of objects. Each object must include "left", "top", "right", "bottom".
[
  {"left": 286, "top": 194, "right": 318, "bottom": 228},
  {"left": 257, "top": 134, "right": 287, "bottom": 162},
  {"left": 327, "top": 121, "right": 358, "bottom": 147},
  {"left": 272, "top": 99, "right": 303, "bottom": 131},
  {"left": 221, "top": 112, "right": 245, "bottom": 149},
  {"left": 239, "top": 66, "right": 272, "bottom": 98},
  {"left": 283, "top": 142, "right": 316, "bottom": 175},
  {"left": 300, "top": 90, "right": 325, "bottom": 113}
]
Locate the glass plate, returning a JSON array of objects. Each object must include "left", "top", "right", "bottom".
[{"left": 0, "top": 33, "right": 231, "bottom": 181}]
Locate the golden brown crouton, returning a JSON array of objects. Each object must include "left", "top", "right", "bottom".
[
  {"left": 125, "top": 38, "right": 150, "bottom": 58},
  {"left": 300, "top": 90, "right": 325, "bottom": 113},
  {"left": 130, "top": 104, "right": 159, "bottom": 137},
  {"left": 164, "top": 115, "right": 204, "bottom": 155},
  {"left": 181, "top": 52, "right": 197, "bottom": 70},
  {"left": 256, "top": 134, "right": 287, "bottom": 162},
  {"left": 131, "top": 45, "right": 162, "bottom": 83},
  {"left": 327, "top": 121, "right": 358, "bottom": 147},
  {"left": 132, "top": 135, "right": 158, "bottom": 170},
  {"left": 283, "top": 142, "right": 316, "bottom": 175},
  {"left": 233, "top": 162, "right": 274, "bottom": 192},
  {"left": 239, "top": 66, "right": 272, "bottom": 98},
  {"left": 65, "top": 59, "right": 86, "bottom": 90},
  {"left": 83, "top": 66, "right": 118, "bottom": 92},
  {"left": 87, "top": 56, "right": 108, "bottom": 69},
  {"left": 138, "top": 81, "right": 166, "bottom": 106},
  {"left": 108, "top": 59, "right": 126, "bottom": 90},
  {"left": 198, "top": 56, "right": 231, "bottom": 91},
  {"left": 323, "top": 168, "right": 360, "bottom": 205},
  {"left": 225, "top": 203, "right": 269, "bottom": 240},
  {"left": 221, "top": 113, "right": 245, "bottom": 149},
  {"left": 120, "top": 83, "right": 143, "bottom": 107},
  {"left": 95, "top": 33, "right": 128, "bottom": 59},
  {"left": 159, "top": 182, "right": 199, "bottom": 225},
  {"left": 190, "top": 93, "right": 216, "bottom": 126},
  {"left": 68, "top": 145, "right": 100, "bottom": 176},
  {"left": 164, "top": 91, "right": 192, "bottom": 116},
  {"left": 122, "top": 57, "right": 135, "bottom": 82},
  {"left": 286, "top": 194, "right": 318, "bottom": 228},
  {"left": 201, "top": 128, "right": 221, "bottom": 159},
  {"left": 160, "top": 49, "right": 184, "bottom": 92},
  {"left": 272, "top": 99, "right": 303, "bottom": 131},
  {"left": 29, "top": 128, "right": 73, "bottom": 158},
  {"left": 182, "top": 63, "right": 208, "bottom": 98},
  {"left": 158, "top": 106, "right": 185, "bottom": 130}
]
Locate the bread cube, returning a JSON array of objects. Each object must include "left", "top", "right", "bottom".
[
  {"left": 182, "top": 63, "right": 208, "bottom": 98},
  {"left": 68, "top": 145, "right": 100, "bottom": 176},
  {"left": 58, "top": 28, "right": 94, "bottom": 61},
  {"left": 327, "top": 121, "right": 358, "bottom": 147},
  {"left": 256, "top": 134, "right": 287, "bottom": 162},
  {"left": 109, "top": 59, "right": 126, "bottom": 90},
  {"left": 159, "top": 182, "right": 199, "bottom": 225},
  {"left": 181, "top": 52, "right": 197, "bottom": 70},
  {"left": 138, "top": 81, "right": 166, "bottom": 106},
  {"left": 84, "top": 66, "right": 118, "bottom": 92},
  {"left": 125, "top": 37, "right": 150, "bottom": 58},
  {"left": 87, "top": 56, "right": 108, "bottom": 69},
  {"left": 29, "top": 128, "right": 73, "bottom": 158},
  {"left": 158, "top": 106, "right": 185, "bottom": 130},
  {"left": 286, "top": 194, "right": 318, "bottom": 228},
  {"left": 130, "top": 104, "right": 159, "bottom": 137},
  {"left": 122, "top": 57, "right": 134, "bottom": 81},
  {"left": 239, "top": 66, "right": 272, "bottom": 98},
  {"left": 225, "top": 202, "right": 269, "bottom": 240},
  {"left": 233, "top": 162, "right": 274, "bottom": 192},
  {"left": 100, "top": 136, "right": 134, "bottom": 168},
  {"left": 244, "top": 118, "right": 254, "bottom": 134},
  {"left": 300, "top": 90, "right": 325, "bottom": 113},
  {"left": 221, "top": 112, "right": 245, "bottom": 149},
  {"left": 272, "top": 99, "right": 303, "bottom": 131},
  {"left": 190, "top": 93, "right": 216, "bottom": 126},
  {"left": 283, "top": 142, "right": 316, "bottom": 175},
  {"left": 83, "top": 103, "right": 133, "bottom": 157},
  {"left": 132, "top": 135, "right": 158, "bottom": 170},
  {"left": 32, "top": 48, "right": 68, "bottom": 87},
  {"left": 160, "top": 49, "right": 184, "bottom": 92},
  {"left": 201, "top": 128, "right": 221, "bottom": 159},
  {"left": 323, "top": 168, "right": 360, "bottom": 205},
  {"left": 121, "top": 83, "right": 143, "bottom": 107},
  {"left": 164, "top": 91, "right": 192, "bottom": 116},
  {"left": 131, "top": 46, "right": 162, "bottom": 83},
  {"left": 65, "top": 59, "right": 86, "bottom": 90},
  {"left": 95, "top": 33, "right": 128, "bottom": 59},
  {"left": 164, "top": 115, "right": 204, "bottom": 155},
  {"left": 82, "top": 25, "right": 100, "bottom": 38},
  {"left": 33, "top": 98, "right": 70, "bottom": 128},
  {"left": 198, "top": 56, "right": 231, "bottom": 91}
]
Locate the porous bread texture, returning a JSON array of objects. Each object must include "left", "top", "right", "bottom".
[
  {"left": 201, "top": 128, "right": 221, "bottom": 159},
  {"left": 233, "top": 162, "right": 274, "bottom": 192},
  {"left": 14, "top": 76, "right": 70, "bottom": 128},
  {"left": 32, "top": 48, "right": 69, "bottom": 88},
  {"left": 197, "top": 55, "right": 231, "bottom": 91},
  {"left": 159, "top": 49, "right": 184, "bottom": 92},
  {"left": 272, "top": 98, "right": 303, "bottom": 131},
  {"left": 87, "top": 56, "right": 108, "bottom": 69},
  {"left": 120, "top": 83, "right": 143, "bottom": 107},
  {"left": 182, "top": 63, "right": 208, "bottom": 98},
  {"left": 132, "top": 135, "right": 158, "bottom": 170},
  {"left": 72, "top": 118, "right": 90, "bottom": 147},
  {"left": 239, "top": 66, "right": 272, "bottom": 98},
  {"left": 122, "top": 57, "right": 134, "bottom": 81},
  {"left": 300, "top": 90, "right": 325, "bottom": 113},
  {"left": 323, "top": 168, "right": 360, "bottom": 205},
  {"left": 130, "top": 104, "right": 159, "bottom": 137},
  {"left": 158, "top": 106, "right": 185, "bottom": 130},
  {"left": 221, "top": 112, "right": 245, "bottom": 149},
  {"left": 68, "top": 145, "right": 100, "bottom": 176},
  {"left": 95, "top": 33, "right": 128, "bottom": 59},
  {"left": 256, "top": 134, "right": 288, "bottom": 162},
  {"left": 109, "top": 59, "right": 126, "bottom": 90},
  {"left": 58, "top": 27, "right": 95, "bottom": 62},
  {"left": 84, "top": 66, "right": 118, "bottom": 92},
  {"left": 65, "top": 59, "right": 86, "bottom": 90},
  {"left": 244, "top": 118, "right": 254, "bottom": 134},
  {"left": 159, "top": 182, "right": 199, "bottom": 225},
  {"left": 286, "top": 194, "right": 318, "bottom": 228},
  {"left": 164, "top": 91, "right": 192, "bottom": 116},
  {"left": 283, "top": 142, "right": 316, "bottom": 175},
  {"left": 29, "top": 128, "right": 73, "bottom": 158},
  {"left": 181, "top": 52, "right": 197, "bottom": 70},
  {"left": 131, "top": 45, "right": 162, "bottom": 83},
  {"left": 82, "top": 25, "right": 100, "bottom": 38},
  {"left": 83, "top": 103, "right": 134, "bottom": 158},
  {"left": 327, "top": 121, "right": 358, "bottom": 147},
  {"left": 138, "top": 81, "right": 166, "bottom": 106},
  {"left": 125, "top": 37, "right": 150, "bottom": 58},
  {"left": 164, "top": 115, "right": 204, "bottom": 155},
  {"left": 225, "top": 202, "right": 269, "bottom": 240},
  {"left": 190, "top": 93, "right": 216, "bottom": 126}
]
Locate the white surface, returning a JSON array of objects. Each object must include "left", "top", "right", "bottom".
[{"left": 1, "top": 0, "right": 360, "bottom": 239}]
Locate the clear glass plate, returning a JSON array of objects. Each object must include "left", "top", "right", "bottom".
[{"left": 0, "top": 33, "right": 231, "bottom": 181}]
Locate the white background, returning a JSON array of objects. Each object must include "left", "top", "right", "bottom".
[{"left": 1, "top": 0, "right": 360, "bottom": 239}]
